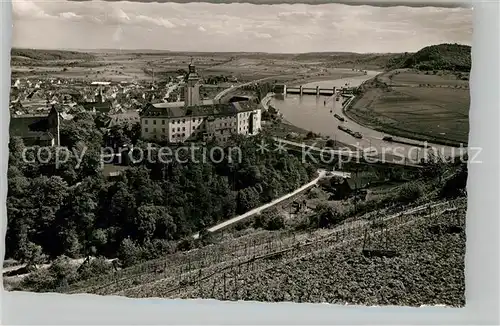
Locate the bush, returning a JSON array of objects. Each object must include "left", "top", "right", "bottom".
[
  {"left": 197, "top": 229, "right": 218, "bottom": 247},
  {"left": 440, "top": 166, "right": 467, "bottom": 199},
  {"left": 305, "top": 131, "right": 316, "bottom": 139},
  {"left": 308, "top": 188, "right": 323, "bottom": 199},
  {"left": 287, "top": 214, "right": 310, "bottom": 231},
  {"left": 177, "top": 237, "right": 196, "bottom": 252},
  {"left": 396, "top": 182, "right": 423, "bottom": 204},
  {"left": 21, "top": 255, "right": 79, "bottom": 292},
  {"left": 254, "top": 209, "right": 285, "bottom": 231},
  {"left": 325, "top": 139, "right": 335, "bottom": 148},
  {"left": 77, "top": 257, "right": 113, "bottom": 280},
  {"left": 21, "top": 268, "right": 57, "bottom": 292},
  {"left": 148, "top": 239, "right": 177, "bottom": 257},
  {"left": 310, "top": 203, "right": 342, "bottom": 228},
  {"left": 353, "top": 198, "right": 379, "bottom": 215},
  {"left": 265, "top": 214, "right": 286, "bottom": 231},
  {"left": 118, "top": 238, "right": 143, "bottom": 267}
]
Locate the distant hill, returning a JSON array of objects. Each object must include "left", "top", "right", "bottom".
[
  {"left": 10, "top": 45, "right": 471, "bottom": 72},
  {"left": 11, "top": 48, "right": 96, "bottom": 61},
  {"left": 386, "top": 43, "right": 471, "bottom": 72},
  {"left": 271, "top": 52, "right": 402, "bottom": 70}
]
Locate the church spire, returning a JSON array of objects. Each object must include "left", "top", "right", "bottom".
[
  {"left": 188, "top": 58, "right": 196, "bottom": 74},
  {"left": 184, "top": 60, "right": 200, "bottom": 107}
]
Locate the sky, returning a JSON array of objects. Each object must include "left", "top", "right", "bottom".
[{"left": 11, "top": 0, "right": 473, "bottom": 53}]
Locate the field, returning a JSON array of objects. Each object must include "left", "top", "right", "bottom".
[
  {"left": 171, "top": 199, "right": 466, "bottom": 307},
  {"left": 380, "top": 69, "right": 469, "bottom": 87},
  {"left": 10, "top": 49, "right": 377, "bottom": 83},
  {"left": 60, "top": 194, "right": 466, "bottom": 307},
  {"left": 180, "top": 207, "right": 464, "bottom": 306},
  {"left": 347, "top": 69, "right": 470, "bottom": 146}
]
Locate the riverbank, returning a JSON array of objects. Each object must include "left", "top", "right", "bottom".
[
  {"left": 260, "top": 92, "right": 274, "bottom": 110},
  {"left": 343, "top": 77, "right": 468, "bottom": 148},
  {"left": 280, "top": 70, "right": 367, "bottom": 87}
]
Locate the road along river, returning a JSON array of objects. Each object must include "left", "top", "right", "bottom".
[{"left": 270, "top": 71, "right": 467, "bottom": 163}]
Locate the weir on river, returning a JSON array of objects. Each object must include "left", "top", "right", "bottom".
[{"left": 269, "top": 71, "right": 464, "bottom": 161}]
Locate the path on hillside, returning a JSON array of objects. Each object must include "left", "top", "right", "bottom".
[{"left": 192, "top": 170, "right": 329, "bottom": 239}]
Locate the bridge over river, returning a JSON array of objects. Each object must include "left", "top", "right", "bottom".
[{"left": 274, "top": 84, "right": 355, "bottom": 96}]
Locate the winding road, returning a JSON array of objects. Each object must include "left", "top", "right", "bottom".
[{"left": 193, "top": 169, "right": 328, "bottom": 239}]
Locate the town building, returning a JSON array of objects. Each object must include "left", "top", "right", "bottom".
[
  {"left": 140, "top": 63, "right": 261, "bottom": 143},
  {"left": 10, "top": 105, "right": 60, "bottom": 146},
  {"left": 78, "top": 87, "right": 113, "bottom": 113},
  {"left": 107, "top": 111, "right": 140, "bottom": 128}
]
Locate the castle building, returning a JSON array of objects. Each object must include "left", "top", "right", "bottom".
[
  {"left": 10, "top": 105, "right": 61, "bottom": 146},
  {"left": 140, "top": 63, "right": 261, "bottom": 143}
]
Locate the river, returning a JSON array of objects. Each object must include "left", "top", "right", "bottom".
[{"left": 269, "top": 71, "right": 466, "bottom": 162}]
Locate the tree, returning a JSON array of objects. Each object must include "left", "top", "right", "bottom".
[
  {"left": 56, "top": 185, "right": 98, "bottom": 257},
  {"left": 440, "top": 164, "right": 467, "bottom": 199},
  {"left": 117, "top": 238, "right": 142, "bottom": 267},
  {"left": 5, "top": 134, "right": 315, "bottom": 267},
  {"left": 8, "top": 137, "right": 26, "bottom": 169},
  {"left": 325, "top": 139, "right": 335, "bottom": 148},
  {"left": 105, "top": 125, "right": 132, "bottom": 150},
  {"left": 90, "top": 229, "right": 108, "bottom": 254},
  {"left": 311, "top": 203, "right": 342, "bottom": 228},
  {"left": 254, "top": 208, "right": 285, "bottom": 231},
  {"left": 7, "top": 166, "right": 29, "bottom": 197},
  {"left": 237, "top": 187, "right": 260, "bottom": 214},
  {"left": 397, "top": 182, "right": 423, "bottom": 204},
  {"left": 306, "top": 131, "right": 316, "bottom": 139}
]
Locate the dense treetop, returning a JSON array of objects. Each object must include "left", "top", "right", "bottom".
[
  {"left": 386, "top": 43, "right": 471, "bottom": 72},
  {"left": 11, "top": 48, "right": 96, "bottom": 61},
  {"left": 6, "top": 113, "right": 316, "bottom": 264}
]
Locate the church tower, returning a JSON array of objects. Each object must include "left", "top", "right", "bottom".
[
  {"left": 48, "top": 105, "right": 60, "bottom": 146},
  {"left": 184, "top": 61, "right": 201, "bottom": 107}
]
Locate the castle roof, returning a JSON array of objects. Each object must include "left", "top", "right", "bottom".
[
  {"left": 140, "top": 100, "right": 258, "bottom": 119},
  {"left": 10, "top": 115, "right": 50, "bottom": 138},
  {"left": 10, "top": 106, "right": 59, "bottom": 145}
]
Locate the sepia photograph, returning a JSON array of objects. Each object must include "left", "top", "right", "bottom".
[{"left": 4, "top": 0, "right": 471, "bottom": 308}]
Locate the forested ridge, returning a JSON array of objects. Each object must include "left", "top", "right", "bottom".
[
  {"left": 386, "top": 43, "right": 471, "bottom": 72},
  {"left": 6, "top": 112, "right": 315, "bottom": 264},
  {"left": 11, "top": 48, "right": 96, "bottom": 61}
]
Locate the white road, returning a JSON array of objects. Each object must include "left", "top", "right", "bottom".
[{"left": 193, "top": 170, "right": 329, "bottom": 239}]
